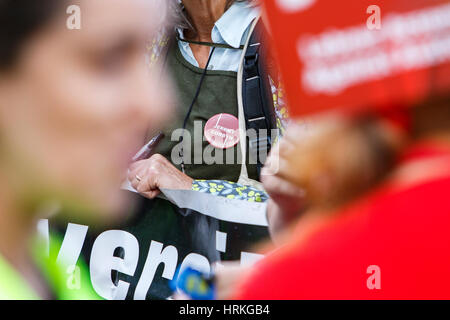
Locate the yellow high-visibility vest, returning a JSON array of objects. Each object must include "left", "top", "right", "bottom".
[{"left": 0, "top": 234, "right": 100, "bottom": 300}]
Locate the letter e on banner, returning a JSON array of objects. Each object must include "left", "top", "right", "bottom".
[{"left": 90, "top": 230, "right": 139, "bottom": 300}]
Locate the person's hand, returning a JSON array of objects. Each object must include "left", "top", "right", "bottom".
[
  {"left": 128, "top": 154, "right": 193, "bottom": 199},
  {"left": 261, "top": 122, "right": 308, "bottom": 240}
]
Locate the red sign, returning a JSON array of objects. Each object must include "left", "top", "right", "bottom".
[{"left": 263, "top": 0, "right": 450, "bottom": 118}]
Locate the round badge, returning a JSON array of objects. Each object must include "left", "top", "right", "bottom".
[{"left": 204, "top": 113, "right": 240, "bottom": 149}]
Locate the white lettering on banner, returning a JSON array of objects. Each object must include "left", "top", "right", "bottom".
[
  {"left": 179, "top": 253, "right": 211, "bottom": 278},
  {"left": 56, "top": 223, "right": 88, "bottom": 267},
  {"left": 46, "top": 215, "right": 265, "bottom": 299},
  {"left": 216, "top": 231, "right": 227, "bottom": 253},
  {"left": 297, "top": 2, "right": 450, "bottom": 94},
  {"left": 134, "top": 241, "right": 178, "bottom": 300},
  {"left": 240, "top": 252, "right": 264, "bottom": 267},
  {"left": 90, "top": 230, "right": 139, "bottom": 300},
  {"left": 276, "top": 0, "right": 315, "bottom": 13}
]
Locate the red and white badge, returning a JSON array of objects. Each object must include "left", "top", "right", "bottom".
[{"left": 204, "top": 113, "right": 240, "bottom": 149}]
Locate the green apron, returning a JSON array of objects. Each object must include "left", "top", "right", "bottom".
[{"left": 153, "top": 42, "right": 259, "bottom": 181}]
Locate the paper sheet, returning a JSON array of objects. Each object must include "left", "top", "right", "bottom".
[{"left": 121, "top": 181, "right": 268, "bottom": 227}]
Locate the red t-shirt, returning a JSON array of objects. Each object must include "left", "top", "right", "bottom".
[{"left": 234, "top": 143, "right": 450, "bottom": 299}]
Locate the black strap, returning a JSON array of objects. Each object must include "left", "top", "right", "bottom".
[
  {"left": 179, "top": 47, "right": 217, "bottom": 173},
  {"left": 242, "top": 20, "right": 277, "bottom": 178}
]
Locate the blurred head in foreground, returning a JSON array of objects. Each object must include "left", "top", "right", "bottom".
[
  {"left": 282, "top": 98, "right": 450, "bottom": 212},
  {"left": 0, "top": 0, "right": 172, "bottom": 225}
]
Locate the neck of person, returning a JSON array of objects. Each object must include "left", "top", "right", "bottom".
[
  {"left": 0, "top": 176, "right": 51, "bottom": 299},
  {"left": 182, "top": 0, "right": 228, "bottom": 68},
  {"left": 0, "top": 180, "right": 29, "bottom": 264},
  {"left": 183, "top": 0, "right": 228, "bottom": 42}
]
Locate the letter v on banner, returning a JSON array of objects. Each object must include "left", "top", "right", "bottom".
[{"left": 263, "top": 0, "right": 450, "bottom": 118}]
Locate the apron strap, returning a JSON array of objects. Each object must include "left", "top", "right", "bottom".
[{"left": 237, "top": 17, "right": 264, "bottom": 190}]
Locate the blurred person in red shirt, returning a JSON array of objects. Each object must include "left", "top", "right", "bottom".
[
  {"left": 230, "top": 0, "right": 450, "bottom": 300},
  {"left": 234, "top": 100, "right": 450, "bottom": 299}
]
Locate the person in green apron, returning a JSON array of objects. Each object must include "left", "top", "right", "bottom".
[
  {"left": 112, "top": 0, "right": 290, "bottom": 299},
  {"left": 0, "top": 0, "right": 171, "bottom": 299},
  {"left": 48, "top": 0, "right": 292, "bottom": 300},
  {"left": 131, "top": 0, "right": 290, "bottom": 198}
]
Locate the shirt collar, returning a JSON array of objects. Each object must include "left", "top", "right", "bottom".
[
  {"left": 176, "top": 2, "right": 259, "bottom": 49},
  {"left": 214, "top": 2, "right": 259, "bottom": 48}
]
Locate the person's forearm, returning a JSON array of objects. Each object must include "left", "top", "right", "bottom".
[
  {"left": 266, "top": 198, "right": 307, "bottom": 245},
  {"left": 266, "top": 199, "right": 288, "bottom": 244}
]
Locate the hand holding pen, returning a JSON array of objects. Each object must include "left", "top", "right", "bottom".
[{"left": 128, "top": 132, "right": 194, "bottom": 199}]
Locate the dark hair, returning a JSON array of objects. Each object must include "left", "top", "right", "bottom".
[{"left": 0, "top": 0, "right": 63, "bottom": 70}]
